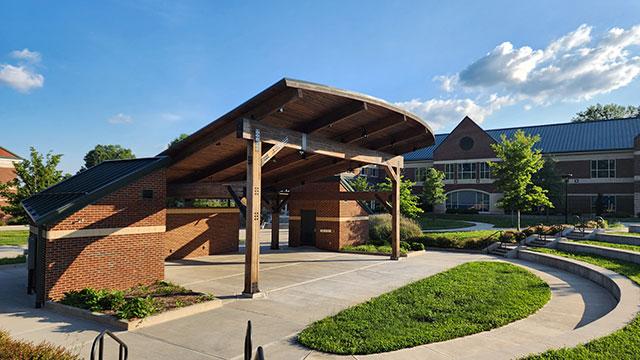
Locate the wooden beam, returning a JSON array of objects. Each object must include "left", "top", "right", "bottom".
[
  {"left": 239, "top": 118, "right": 403, "bottom": 168},
  {"left": 270, "top": 193, "right": 280, "bottom": 250},
  {"left": 384, "top": 166, "right": 400, "bottom": 260},
  {"left": 261, "top": 136, "right": 289, "bottom": 166},
  {"left": 244, "top": 137, "right": 261, "bottom": 296},
  {"left": 226, "top": 186, "right": 246, "bottom": 217},
  {"left": 376, "top": 128, "right": 429, "bottom": 154},
  {"left": 267, "top": 158, "right": 355, "bottom": 189},
  {"left": 167, "top": 182, "right": 243, "bottom": 198},
  {"left": 290, "top": 191, "right": 391, "bottom": 201},
  {"left": 374, "top": 193, "right": 392, "bottom": 212},
  {"left": 172, "top": 153, "right": 247, "bottom": 184},
  {"left": 297, "top": 101, "right": 368, "bottom": 133}
]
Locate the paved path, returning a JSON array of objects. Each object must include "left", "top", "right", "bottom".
[
  {"left": 0, "top": 250, "right": 630, "bottom": 359},
  {"left": 423, "top": 221, "right": 495, "bottom": 233}
]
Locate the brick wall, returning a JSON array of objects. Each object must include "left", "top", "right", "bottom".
[
  {"left": 288, "top": 179, "right": 368, "bottom": 251},
  {"left": 165, "top": 209, "right": 239, "bottom": 260},
  {"left": 43, "top": 169, "right": 166, "bottom": 300}
]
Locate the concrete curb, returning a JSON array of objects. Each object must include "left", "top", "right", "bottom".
[
  {"left": 556, "top": 240, "right": 640, "bottom": 265},
  {"left": 596, "top": 233, "right": 640, "bottom": 246},
  {"left": 46, "top": 299, "right": 223, "bottom": 331}
]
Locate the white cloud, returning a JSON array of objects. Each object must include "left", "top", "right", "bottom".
[
  {"left": 107, "top": 113, "right": 133, "bottom": 124},
  {"left": 0, "top": 64, "right": 44, "bottom": 93},
  {"left": 0, "top": 49, "right": 45, "bottom": 93},
  {"left": 10, "top": 48, "right": 41, "bottom": 64},
  {"left": 400, "top": 24, "right": 640, "bottom": 129}
]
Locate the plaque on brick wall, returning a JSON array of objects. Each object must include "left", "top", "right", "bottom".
[{"left": 319, "top": 229, "right": 332, "bottom": 233}]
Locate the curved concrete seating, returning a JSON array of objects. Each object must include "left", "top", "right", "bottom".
[
  {"left": 555, "top": 240, "right": 640, "bottom": 266},
  {"left": 596, "top": 232, "right": 640, "bottom": 246}
]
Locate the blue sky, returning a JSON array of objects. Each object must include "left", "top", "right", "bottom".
[{"left": 1, "top": 1, "right": 639, "bottom": 172}]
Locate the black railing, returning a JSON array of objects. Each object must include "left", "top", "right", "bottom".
[
  {"left": 91, "top": 330, "right": 128, "bottom": 360},
  {"left": 245, "top": 321, "right": 265, "bottom": 360}
]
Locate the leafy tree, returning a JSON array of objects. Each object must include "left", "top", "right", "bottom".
[
  {"left": 349, "top": 176, "right": 371, "bottom": 192},
  {"left": 489, "top": 130, "right": 552, "bottom": 230},
  {"left": 82, "top": 144, "right": 135, "bottom": 170},
  {"left": 377, "top": 175, "right": 423, "bottom": 219},
  {"left": 532, "top": 156, "right": 563, "bottom": 212},
  {"left": 420, "top": 168, "right": 446, "bottom": 217},
  {"left": 572, "top": 103, "right": 640, "bottom": 122},
  {"left": 0, "top": 147, "right": 68, "bottom": 223},
  {"left": 168, "top": 133, "right": 189, "bottom": 148}
]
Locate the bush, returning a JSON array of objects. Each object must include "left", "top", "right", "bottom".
[
  {"left": 400, "top": 241, "right": 411, "bottom": 251},
  {"left": 0, "top": 330, "right": 80, "bottom": 360},
  {"left": 408, "top": 231, "right": 497, "bottom": 250},
  {"left": 368, "top": 214, "right": 422, "bottom": 245},
  {"left": 410, "top": 242, "right": 425, "bottom": 251},
  {"left": 499, "top": 231, "right": 525, "bottom": 243},
  {"left": 116, "top": 296, "right": 157, "bottom": 319}
]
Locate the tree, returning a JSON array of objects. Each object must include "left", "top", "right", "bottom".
[
  {"left": 532, "top": 156, "right": 563, "bottom": 212},
  {"left": 168, "top": 133, "right": 189, "bottom": 148},
  {"left": 0, "top": 147, "right": 68, "bottom": 223},
  {"left": 420, "top": 168, "right": 446, "bottom": 217},
  {"left": 572, "top": 103, "right": 640, "bottom": 122},
  {"left": 82, "top": 144, "right": 135, "bottom": 170},
  {"left": 489, "top": 130, "right": 552, "bottom": 230},
  {"left": 377, "top": 175, "right": 423, "bottom": 219},
  {"left": 349, "top": 176, "right": 371, "bottom": 192}
]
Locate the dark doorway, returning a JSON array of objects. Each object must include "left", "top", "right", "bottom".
[{"left": 300, "top": 210, "right": 316, "bottom": 246}]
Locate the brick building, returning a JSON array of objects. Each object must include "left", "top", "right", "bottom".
[
  {"left": 0, "top": 146, "right": 22, "bottom": 220},
  {"left": 403, "top": 116, "right": 640, "bottom": 216}
]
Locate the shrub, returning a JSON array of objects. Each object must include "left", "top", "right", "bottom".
[
  {"left": 400, "top": 241, "right": 411, "bottom": 251},
  {"left": 408, "top": 231, "right": 497, "bottom": 250},
  {"left": 369, "top": 214, "right": 422, "bottom": 245},
  {"left": 0, "top": 330, "right": 80, "bottom": 360},
  {"left": 61, "top": 288, "right": 125, "bottom": 312},
  {"left": 116, "top": 296, "right": 157, "bottom": 319},
  {"left": 410, "top": 242, "right": 425, "bottom": 251}
]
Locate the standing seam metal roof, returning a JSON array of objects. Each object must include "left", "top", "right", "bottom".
[{"left": 403, "top": 117, "right": 640, "bottom": 161}]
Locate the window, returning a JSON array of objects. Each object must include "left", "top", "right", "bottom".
[
  {"left": 591, "top": 160, "right": 616, "bottom": 178},
  {"left": 591, "top": 195, "right": 616, "bottom": 213},
  {"left": 444, "top": 164, "right": 455, "bottom": 180},
  {"left": 479, "top": 162, "right": 491, "bottom": 179},
  {"left": 142, "top": 189, "right": 154, "bottom": 199},
  {"left": 457, "top": 163, "right": 477, "bottom": 180},
  {"left": 415, "top": 167, "right": 428, "bottom": 182},
  {"left": 445, "top": 191, "right": 490, "bottom": 212},
  {"left": 361, "top": 166, "right": 379, "bottom": 178}
]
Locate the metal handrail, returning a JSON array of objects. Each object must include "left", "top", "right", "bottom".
[
  {"left": 245, "top": 321, "right": 266, "bottom": 360},
  {"left": 90, "top": 330, "right": 128, "bottom": 360}
]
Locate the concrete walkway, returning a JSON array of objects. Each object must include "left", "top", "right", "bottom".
[
  {"left": 423, "top": 221, "right": 495, "bottom": 233},
  {"left": 0, "top": 250, "right": 632, "bottom": 359}
]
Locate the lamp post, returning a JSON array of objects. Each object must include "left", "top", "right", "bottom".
[{"left": 561, "top": 174, "right": 573, "bottom": 224}]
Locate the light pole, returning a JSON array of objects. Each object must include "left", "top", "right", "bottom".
[{"left": 561, "top": 174, "right": 573, "bottom": 224}]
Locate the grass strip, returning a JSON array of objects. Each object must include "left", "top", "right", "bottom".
[
  {"left": 0, "top": 230, "right": 28, "bottom": 246},
  {"left": 567, "top": 239, "right": 640, "bottom": 253},
  {"left": 524, "top": 248, "right": 640, "bottom": 359},
  {"left": 418, "top": 218, "right": 475, "bottom": 230},
  {"left": 299, "top": 261, "right": 550, "bottom": 355}
]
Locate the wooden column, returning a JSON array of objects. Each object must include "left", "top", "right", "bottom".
[
  {"left": 244, "top": 134, "right": 262, "bottom": 296},
  {"left": 271, "top": 195, "right": 280, "bottom": 250},
  {"left": 386, "top": 166, "right": 401, "bottom": 260}
]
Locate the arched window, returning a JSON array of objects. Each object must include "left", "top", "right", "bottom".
[{"left": 445, "top": 190, "right": 490, "bottom": 212}]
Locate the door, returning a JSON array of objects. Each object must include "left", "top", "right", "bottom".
[{"left": 300, "top": 210, "right": 316, "bottom": 246}]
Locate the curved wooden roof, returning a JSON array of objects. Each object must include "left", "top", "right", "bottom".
[{"left": 162, "top": 78, "right": 434, "bottom": 190}]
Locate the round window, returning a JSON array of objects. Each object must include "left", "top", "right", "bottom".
[{"left": 459, "top": 136, "right": 474, "bottom": 151}]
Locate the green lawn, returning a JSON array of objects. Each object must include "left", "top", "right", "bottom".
[
  {"left": 410, "top": 230, "right": 499, "bottom": 250},
  {"left": 0, "top": 230, "right": 29, "bottom": 246},
  {"left": 298, "top": 261, "right": 550, "bottom": 355},
  {"left": 524, "top": 248, "right": 640, "bottom": 359},
  {"left": 0, "top": 255, "right": 26, "bottom": 266},
  {"left": 567, "top": 240, "right": 640, "bottom": 253},
  {"left": 431, "top": 214, "right": 633, "bottom": 229},
  {"left": 417, "top": 217, "right": 475, "bottom": 230},
  {"left": 607, "top": 231, "right": 640, "bottom": 237}
]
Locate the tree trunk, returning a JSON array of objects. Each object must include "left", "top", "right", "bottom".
[{"left": 517, "top": 209, "right": 521, "bottom": 231}]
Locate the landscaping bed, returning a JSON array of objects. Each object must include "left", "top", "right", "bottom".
[
  {"left": 0, "top": 329, "right": 79, "bottom": 360},
  {"left": 60, "top": 281, "right": 214, "bottom": 320},
  {"left": 0, "top": 230, "right": 28, "bottom": 246},
  {"left": 525, "top": 248, "right": 640, "bottom": 359},
  {"left": 298, "top": 261, "right": 550, "bottom": 355},
  {"left": 406, "top": 230, "right": 500, "bottom": 250},
  {"left": 341, "top": 244, "right": 408, "bottom": 256}
]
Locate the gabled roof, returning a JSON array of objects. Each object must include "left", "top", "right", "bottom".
[
  {"left": 22, "top": 157, "right": 169, "bottom": 226},
  {"left": 404, "top": 116, "right": 640, "bottom": 161},
  {"left": 0, "top": 146, "right": 21, "bottom": 160}
]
